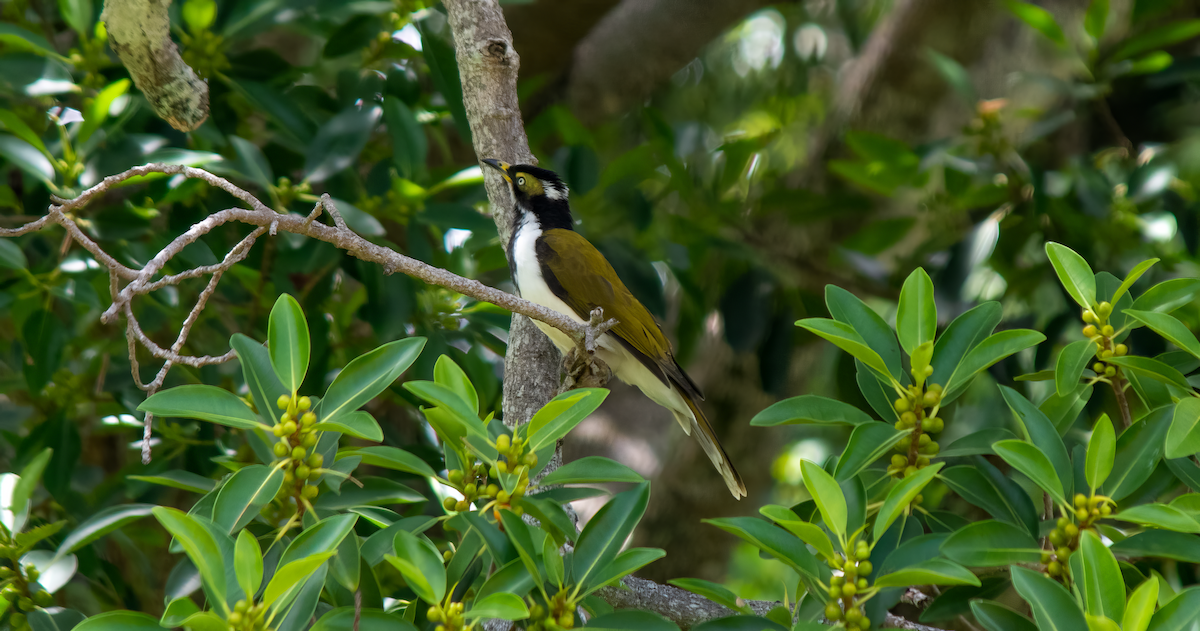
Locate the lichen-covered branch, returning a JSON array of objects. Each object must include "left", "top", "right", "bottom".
[{"left": 101, "top": 0, "right": 209, "bottom": 131}]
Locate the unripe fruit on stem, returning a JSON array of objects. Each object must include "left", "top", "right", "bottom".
[
  {"left": 828, "top": 586, "right": 841, "bottom": 598},
  {"left": 918, "top": 434, "right": 931, "bottom": 446},
  {"left": 825, "top": 604, "right": 842, "bottom": 621},
  {"left": 1098, "top": 302, "right": 1112, "bottom": 316},
  {"left": 292, "top": 446, "right": 306, "bottom": 460},
  {"left": 449, "top": 470, "right": 464, "bottom": 483},
  {"left": 302, "top": 484, "right": 319, "bottom": 498},
  {"left": 496, "top": 434, "right": 511, "bottom": 450},
  {"left": 893, "top": 398, "right": 911, "bottom": 413},
  {"left": 1101, "top": 349, "right": 1113, "bottom": 359},
  {"left": 282, "top": 421, "right": 297, "bottom": 434},
  {"left": 1105, "top": 366, "right": 1116, "bottom": 377},
  {"left": 1056, "top": 546, "right": 1071, "bottom": 559},
  {"left": 295, "top": 465, "right": 310, "bottom": 479},
  {"left": 301, "top": 412, "right": 316, "bottom": 427},
  {"left": 922, "top": 390, "right": 941, "bottom": 406},
  {"left": 298, "top": 396, "right": 312, "bottom": 411},
  {"left": 272, "top": 424, "right": 285, "bottom": 437},
  {"left": 1102, "top": 325, "right": 1114, "bottom": 336},
  {"left": 273, "top": 442, "right": 288, "bottom": 457},
  {"left": 308, "top": 454, "right": 324, "bottom": 468},
  {"left": 443, "top": 497, "right": 457, "bottom": 511},
  {"left": 455, "top": 500, "right": 470, "bottom": 512},
  {"left": 842, "top": 583, "right": 857, "bottom": 597},
  {"left": 1093, "top": 362, "right": 1106, "bottom": 373},
  {"left": 1076, "top": 508, "right": 1090, "bottom": 520},
  {"left": 1075, "top": 493, "right": 1088, "bottom": 508},
  {"left": 858, "top": 561, "right": 872, "bottom": 576},
  {"left": 1065, "top": 524, "right": 1079, "bottom": 537},
  {"left": 1048, "top": 561, "right": 1062, "bottom": 576},
  {"left": 903, "top": 465, "right": 917, "bottom": 477},
  {"left": 1115, "top": 344, "right": 1128, "bottom": 356},
  {"left": 845, "top": 607, "right": 861, "bottom": 622},
  {"left": 891, "top": 454, "right": 907, "bottom": 467},
  {"left": 302, "top": 433, "right": 317, "bottom": 448},
  {"left": 1083, "top": 325, "right": 1097, "bottom": 337},
  {"left": 276, "top": 394, "right": 290, "bottom": 409},
  {"left": 428, "top": 607, "right": 443, "bottom": 623}
]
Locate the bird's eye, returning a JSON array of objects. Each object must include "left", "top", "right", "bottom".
[{"left": 516, "top": 176, "right": 526, "bottom": 187}]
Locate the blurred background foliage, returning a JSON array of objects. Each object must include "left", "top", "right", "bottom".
[{"left": 3, "top": 0, "right": 1200, "bottom": 614}]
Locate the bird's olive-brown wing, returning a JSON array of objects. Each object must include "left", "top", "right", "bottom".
[{"left": 536, "top": 229, "right": 702, "bottom": 400}]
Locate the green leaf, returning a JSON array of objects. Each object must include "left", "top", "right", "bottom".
[
  {"left": 1106, "top": 356, "right": 1192, "bottom": 391},
  {"left": 800, "top": 460, "right": 846, "bottom": 539},
  {"left": 0, "top": 24, "right": 59, "bottom": 57},
  {"left": 1113, "top": 504, "right": 1200, "bottom": 533},
  {"left": 1125, "top": 310, "right": 1200, "bottom": 360},
  {"left": 1011, "top": 566, "right": 1088, "bottom": 630},
  {"left": 1131, "top": 279, "right": 1200, "bottom": 314},
  {"left": 338, "top": 446, "right": 436, "bottom": 478},
  {"left": 999, "top": 386, "right": 1073, "bottom": 496},
  {"left": 213, "top": 464, "right": 284, "bottom": 534},
  {"left": 0, "top": 135, "right": 55, "bottom": 186},
  {"left": 573, "top": 483, "right": 650, "bottom": 591},
  {"left": 1112, "top": 258, "right": 1157, "bottom": 304},
  {"left": 943, "top": 330, "right": 1045, "bottom": 402},
  {"left": 666, "top": 578, "right": 747, "bottom": 612},
  {"left": 0, "top": 110, "right": 46, "bottom": 155},
  {"left": 403, "top": 381, "right": 485, "bottom": 440},
  {"left": 139, "top": 384, "right": 261, "bottom": 430},
  {"left": 897, "top": 268, "right": 936, "bottom": 356},
  {"left": 311, "top": 608, "right": 415, "bottom": 631},
  {"left": 583, "top": 547, "right": 666, "bottom": 597},
  {"left": 320, "top": 338, "right": 426, "bottom": 424},
  {"left": 235, "top": 530, "right": 263, "bottom": 598},
  {"left": 875, "top": 463, "right": 943, "bottom": 536},
  {"left": 1146, "top": 585, "right": 1200, "bottom": 631},
  {"left": 1166, "top": 398, "right": 1200, "bottom": 459},
  {"left": 970, "top": 600, "right": 1037, "bottom": 631},
  {"left": 465, "top": 593, "right": 530, "bottom": 621},
  {"left": 434, "top": 355, "right": 478, "bottom": 415},
  {"left": 941, "top": 520, "right": 1042, "bottom": 566},
  {"left": 279, "top": 514, "right": 358, "bottom": 568},
  {"left": 304, "top": 105, "right": 382, "bottom": 182},
  {"left": 542, "top": 532, "right": 563, "bottom": 587},
  {"left": 1112, "top": 530, "right": 1200, "bottom": 563},
  {"left": 1088, "top": 614, "right": 1123, "bottom": 631},
  {"left": 540, "top": 456, "right": 645, "bottom": 485},
  {"left": 939, "top": 429, "right": 1018, "bottom": 458},
  {"left": 931, "top": 302, "right": 1002, "bottom": 387},
  {"left": 475, "top": 558, "right": 534, "bottom": 602},
  {"left": 832, "top": 422, "right": 906, "bottom": 481},
  {"left": 1045, "top": 242, "right": 1096, "bottom": 308},
  {"left": 387, "top": 530, "right": 446, "bottom": 604},
  {"left": 1056, "top": 340, "right": 1096, "bottom": 396},
  {"left": 1123, "top": 579, "right": 1159, "bottom": 631},
  {"left": 152, "top": 507, "right": 227, "bottom": 607},
  {"left": 1108, "top": 405, "right": 1172, "bottom": 501},
  {"left": 12, "top": 448, "right": 51, "bottom": 524},
  {"left": 1086, "top": 414, "right": 1116, "bottom": 490},
  {"left": 1111, "top": 20, "right": 1200, "bottom": 62},
  {"left": 703, "top": 516, "right": 821, "bottom": 583},
  {"left": 313, "top": 410, "right": 383, "bottom": 442},
  {"left": 77, "top": 79, "right": 130, "bottom": 146},
  {"left": 161, "top": 596, "right": 201, "bottom": 627},
  {"left": 383, "top": 97, "right": 428, "bottom": 181},
  {"left": 749, "top": 395, "right": 873, "bottom": 426},
  {"left": 53, "top": 504, "right": 155, "bottom": 559},
  {"left": 825, "top": 284, "right": 903, "bottom": 379},
  {"left": 1078, "top": 530, "right": 1124, "bottom": 621},
  {"left": 796, "top": 318, "right": 893, "bottom": 383},
  {"left": 74, "top": 611, "right": 162, "bottom": 631},
  {"left": 585, "top": 611, "right": 680, "bottom": 631},
  {"left": 181, "top": 0, "right": 216, "bottom": 32},
  {"left": 129, "top": 470, "right": 216, "bottom": 493},
  {"left": 58, "top": 0, "right": 93, "bottom": 34},
  {"left": 330, "top": 532, "right": 360, "bottom": 592},
  {"left": 231, "top": 333, "right": 288, "bottom": 427},
  {"left": 527, "top": 388, "right": 609, "bottom": 452},
  {"left": 0, "top": 239, "right": 26, "bottom": 270},
  {"left": 992, "top": 440, "right": 1067, "bottom": 507},
  {"left": 268, "top": 295, "right": 309, "bottom": 394},
  {"left": 1005, "top": 0, "right": 1068, "bottom": 46},
  {"left": 1042, "top": 383, "right": 1094, "bottom": 433},
  {"left": 496, "top": 510, "right": 542, "bottom": 586},
  {"left": 263, "top": 551, "right": 335, "bottom": 612},
  {"left": 759, "top": 505, "right": 835, "bottom": 561},
  {"left": 873, "top": 558, "right": 980, "bottom": 588}
]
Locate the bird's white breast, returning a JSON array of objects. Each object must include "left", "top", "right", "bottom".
[{"left": 511, "top": 213, "right": 583, "bottom": 354}]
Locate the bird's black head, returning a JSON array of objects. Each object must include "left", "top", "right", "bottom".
[{"left": 482, "top": 159, "right": 574, "bottom": 232}]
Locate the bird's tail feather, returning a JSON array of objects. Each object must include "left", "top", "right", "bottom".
[{"left": 676, "top": 393, "right": 746, "bottom": 499}]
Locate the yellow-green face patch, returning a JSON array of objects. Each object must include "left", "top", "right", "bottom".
[{"left": 513, "top": 172, "right": 544, "bottom": 197}]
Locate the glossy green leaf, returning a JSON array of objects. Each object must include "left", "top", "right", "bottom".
[
  {"left": 1112, "top": 530, "right": 1200, "bottom": 563},
  {"left": 992, "top": 440, "right": 1066, "bottom": 506},
  {"left": 0, "top": 135, "right": 55, "bottom": 185},
  {"left": 796, "top": 318, "right": 893, "bottom": 382},
  {"left": 268, "top": 294, "right": 309, "bottom": 394},
  {"left": 1011, "top": 566, "right": 1087, "bottom": 630},
  {"left": 1087, "top": 615, "right": 1123, "bottom": 631},
  {"left": 825, "top": 284, "right": 904, "bottom": 378},
  {"left": 1146, "top": 585, "right": 1200, "bottom": 630},
  {"left": 542, "top": 531, "right": 564, "bottom": 587},
  {"left": 465, "top": 593, "right": 530, "bottom": 621},
  {"left": 749, "top": 395, "right": 874, "bottom": 427},
  {"left": 1112, "top": 258, "right": 1158, "bottom": 304},
  {"left": 1166, "top": 397, "right": 1200, "bottom": 459},
  {"left": 931, "top": 302, "right": 1002, "bottom": 387},
  {"left": 667, "top": 578, "right": 746, "bottom": 612},
  {"left": 73, "top": 611, "right": 161, "bottom": 631},
  {"left": 1123, "top": 579, "right": 1159, "bottom": 631},
  {"left": 832, "top": 422, "right": 906, "bottom": 481},
  {"left": 941, "top": 463, "right": 1040, "bottom": 535},
  {"left": 540, "top": 456, "right": 645, "bottom": 485},
  {"left": 1111, "top": 20, "right": 1200, "bottom": 62},
  {"left": 320, "top": 337, "right": 426, "bottom": 424},
  {"left": 1108, "top": 405, "right": 1171, "bottom": 501},
  {"left": 434, "top": 355, "right": 478, "bottom": 415},
  {"left": 1056, "top": 340, "right": 1096, "bottom": 396},
  {"left": 234, "top": 530, "right": 263, "bottom": 598},
  {"left": 311, "top": 608, "right": 416, "bottom": 631},
  {"left": 759, "top": 505, "right": 834, "bottom": 561},
  {"left": 263, "top": 551, "right": 335, "bottom": 611},
  {"left": 800, "top": 460, "right": 846, "bottom": 539},
  {"left": 1079, "top": 530, "right": 1124, "bottom": 621},
  {"left": 584, "top": 611, "right": 680, "bottom": 631},
  {"left": 574, "top": 483, "right": 650, "bottom": 591},
  {"left": 1114, "top": 504, "right": 1200, "bottom": 533},
  {"left": 999, "top": 386, "right": 1073, "bottom": 497},
  {"left": 581, "top": 547, "right": 666, "bottom": 597},
  {"left": 230, "top": 333, "right": 288, "bottom": 427},
  {"left": 970, "top": 600, "right": 1037, "bottom": 631},
  {"left": 152, "top": 507, "right": 226, "bottom": 606},
  {"left": 1005, "top": 0, "right": 1067, "bottom": 46},
  {"left": 875, "top": 463, "right": 943, "bottom": 536},
  {"left": 387, "top": 529, "right": 446, "bottom": 604},
  {"left": 54, "top": 504, "right": 155, "bottom": 559},
  {"left": 943, "top": 329, "right": 1045, "bottom": 402},
  {"left": 873, "top": 558, "right": 980, "bottom": 588},
  {"left": 703, "top": 516, "right": 821, "bottom": 582},
  {"left": 1125, "top": 310, "right": 1200, "bottom": 359},
  {"left": 0, "top": 110, "right": 46, "bottom": 155},
  {"left": 1131, "top": 279, "right": 1200, "bottom": 314},
  {"left": 1110, "top": 356, "right": 1193, "bottom": 391},
  {"left": 12, "top": 449, "right": 50, "bottom": 526},
  {"left": 304, "top": 105, "right": 382, "bottom": 182},
  {"left": 941, "top": 520, "right": 1042, "bottom": 566},
  {"left": 313, "top": 410, "right": 383, "bottom": 442},
  {"left": 1086, "top": 414, "right": 1116, "bottom": 490},
  {"left": 213, "top": 464, "right": 284, "bottom": 534},
  {"left": 129, "top": 470, "right": 216, "bottom": 493},
  {"left": 0, "top": 239, "right": 26, "bottom": 270},
  {"left": 337, "top": 446, "right": 435, "bottom": 478},
  {"left": 138, "top": 384, "right": 262, "bottom": 430},
  {"left": 939, "top": 429, "right": 1018, "bottom": 457},
  {"left": 527, "top": 388, "right": 609, "bottom": 452},
  {"left": 1046, "top": 242, "right": 1096, "bottom": 307},
  {"left": 403, "top": 381, "right": 485, "bottom": 440},
  {"left": 496, "top": 509, "right": 542, "bottom": 586},
  {"left": 897, "top": 268, "right": 936, "bottom": 355}
]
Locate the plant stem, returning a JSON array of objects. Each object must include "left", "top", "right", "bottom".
[{"left": 1111, "top": 370, "right": 1132, "bottom": 429}]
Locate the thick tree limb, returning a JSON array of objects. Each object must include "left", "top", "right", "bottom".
[
  {"left": 566, "top": 0, "right": 774, "bottom": 124},
  {"left": 101, "top": 0, "right": 209, "bottom": 131}
]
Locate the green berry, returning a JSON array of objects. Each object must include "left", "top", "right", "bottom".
[
  {"left": 1098, "top": 302, "right": 1112, "bottom": 316},
  {"left": 301, "top": 412, "right": 317, "bottom": 427},
  {"left": 1115, "top": 344, "right": 1128, "bottom": 356},
  {"left": 455, "top": 500, "right": 470, "bottom": 512},
  {"left": 828, "top": 585, "right": 841, "bottom": 598},
  {"left": 893, "top": 398, "right": 911, "bottom": 413},
  {"left": 1056, "top": 546, "right": 1071, "bottom": 559},
  {"left": 486, "top": 484, "right": 499, "bottom": 497},
  {"left": 1101, "top": 324, "right": 1115, "bottom": 336},
  {"left": 276, "top": 394, "right": 290, "bottom": 409},
  {"left": 844, "top": 607, "right": 861, "bottom": 622},
  {"left": 295, "top": 465, "right": 310, "bottom": 479},
  {"left": 918, "top": 433, "right": 931, "bottom": 446},
  {"left": 302, "top": 432, "right": 317, "bottom": 448},
  {"left": 891, "top": 454, "right": 908, "bottom": 468},
  {"left": 443, "top": 497, "right": 457, "bottom": 511},
  {"left": 1048, "top": 561, "right": 1062, "bottom": 576},
  {"left": 282, "top": 421, "right": 297, "bottom": 435},
  {"left": 1105, "top": 366, "right": 1116, "bottom": 377},
  {"left": 842, "top": 583, "right": 857, "bottom": 597},
  {"left": 449, "top": 470, "right": 464, "bottom": 483},
  {"left": 308, "top": 453, "right": 324, "bottom": 468},
  {"left": 496, "top": 434, "right": 511, "bottom": 450},
  {"left": 858, "top": 561, "right": 872, "bottom": 576},
  {"left": 228, "top": 612, "right": 243, "bottom": 625},
  {"left": 298, "top": 396, "right": 312, "bottom": 411},
  {"left": 273, "top": 442, "right": 289, "bottom": 457},
  {"left": 922, "top": 390, "right": 941, "bottom": 406},
  {"left": 1075, "top": 493, "right": 1088, "bottom": 508},
  {"left": 1064, "top": 523, "right": 1079, "bottom": 538},
  {"left": 1083, "top": 325, "right": 1097, "bottom": 337},
  {"left": 1049, "top": 530, "right": 1064, "bottom": 546},
  {"left": 825, "top": 604, "right": 842, "bottom": 621},
  {"left": 272, "top": 424, "right": 285, "bottom": 437},
  {"left": 291, "top": 446, "right": 306, "bottom": 460},
  {"left": 428, "top": 606, "right": 443, "bottom": 623}
]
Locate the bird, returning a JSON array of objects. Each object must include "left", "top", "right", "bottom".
[{"left": 482, "top": 158, "right": 746, "bottom": 499}]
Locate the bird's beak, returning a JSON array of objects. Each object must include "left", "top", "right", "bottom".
[{"left": 481, "top": 158, "right": 512, "bottom": 183}]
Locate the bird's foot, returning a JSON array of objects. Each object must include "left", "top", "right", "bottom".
[{"left": 558, "top": 345, "right": 612, "bottom": 393}]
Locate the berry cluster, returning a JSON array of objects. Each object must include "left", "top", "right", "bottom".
[
  {"left": 440, "top": 434, "right": 538, "bottom": 515},
  {"left": 887, "top": 380, "right": 943, "bottom": 481},
  {"left": 271, "top": 395, "right": 324, "bottom": 503},
  {"left": 823, "top": 539, "right": 873, "bottom": 630},
  {"left": 1082, "top": 302, "right": 1127, "bottom": 379},
  {"left": 226, "top": 598, "right": 270, "bottom": 631},
  {"left": 1042, "top": 493, "right": 1114, "bottom": 580},
  {"left": 427, "top": 602, "right": 472, "bottom": 631},
  {"left": 1, "top": 564, "right": 53, "bottom": 631},
  {"left": 527, "top": 591, "right": 576, "bottom": 630}
]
